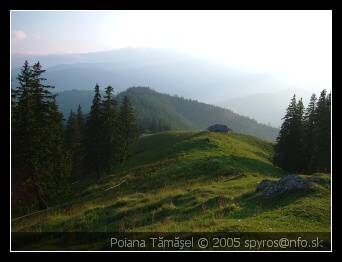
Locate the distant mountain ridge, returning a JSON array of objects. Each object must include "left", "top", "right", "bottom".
[
  {"left": 219, "top": 89, "right": 313, "bottom": 127},
  {"left": 11, "top": 48, "right": 289, "bottom": 104},
  {"left": 12, "top": 48, "right": 311, "bottom": 127},
  {"left": 56, "top": 87, "right": 279, "bottom": 141}
]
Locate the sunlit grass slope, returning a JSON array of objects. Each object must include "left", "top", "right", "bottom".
[{"left": 12, "top": 131, "right": 330, "bottom": 233}]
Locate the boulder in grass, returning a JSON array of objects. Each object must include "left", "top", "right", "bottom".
[
  {"left": 256, "top": 175, "right": 313, "bottom": 198},
  {"left": 255, "top": 179, "right": 275, "bottom": 192}
]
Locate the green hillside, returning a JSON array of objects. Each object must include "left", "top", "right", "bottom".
[
  {"left": 118, "top": 87, "right": 280, "bottom": 141},
  {"left": 56, "top": 87, "right": 279, "bottom": 141},
  {"left": 12, "top": 131, "right": 330, "bottom": 236}
]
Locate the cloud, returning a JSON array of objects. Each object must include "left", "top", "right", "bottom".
[{"left": 11, "top": 30, "right": 27, "bottom": 42}]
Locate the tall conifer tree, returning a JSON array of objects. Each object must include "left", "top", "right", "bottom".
[
  {"left": 85, "top": 84, "right": 104, "bottom": 178},
  {"left": 77, "top": 104, "right": 85, "bottom": 133},
  {"left": 311, "top": 90, "right": 331, "bottom": 172},
  {"left": 303, "top": 94, "right": 317, "bottom": 171},
  {"left": 65, "top": 109, "right": 83, "bottom": 179},
  {"left": 101, "top": 86, "right": 118, "bottom": 173},
  {"left": 274, "top": 95, "right": 303, "bottom": 172},
  {"left": 118, "top": 96, "right": 138, "bottom": 163},
  {"left": 12, "top": 61, "right": 69, "bottom": 212}
]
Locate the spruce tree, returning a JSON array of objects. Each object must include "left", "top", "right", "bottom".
[
  {"left": 101, "top": 86, "right": 118, "bottom": 174},
  {"left": 65, "top": 110, "right": 77, "bottom": 148},
  {"left": 77, "top": 104, "right": 85, "bottom": 132},
  {"left": 12, "top": 61, "right": 36, "bottom": 212},
  {"left": 118, "top": 96, "right": 138, "bottom": 163},
  {"left": 75, "top": 104, "right": 86, "bottom": 176},
  {"left": 65, "top": 110, "right": 83, "bottom": 179},
  {"left": 12, "top": 61, "right": 69, "bottom": 212},
  {"left": 85, "top": 84, "right": 104, "bottom": 178},
  {"left": 275, "top": 90, "right": 331, "bottom": 174},
  {"left": 311, "top": 90, "right": 331, "bottom": 172},
  {"left": 303, "top": 94, "right": 317, "bottom": 171},
  {"left": 46, "top": 97, "right": 71, "bottom": 196},
  {"left": 273, "top": 95, "right": 304, "bottom": 172},
  {"left": 295, "top": 98, "right": 305, "bottom": 171}
]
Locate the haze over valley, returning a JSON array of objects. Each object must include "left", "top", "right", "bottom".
[
  {"left": 11, "top": 11, "right": 331, "bottom": 127},
  {"left": 11, "top": 47, "right": 319, "bottom": 127}
]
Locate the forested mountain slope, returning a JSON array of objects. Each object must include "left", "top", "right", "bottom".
[{"left": 56, "top": 87, "right": 279, "bottom": 141}]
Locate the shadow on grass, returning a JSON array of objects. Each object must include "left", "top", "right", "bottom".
[
  {"left": 124, "top": 155, "right": 283, "bottom": 194},
  {"left": 17, "top": 184, "right": 324, "bottom": 233},
  {"left": 118, "top": 131, "right": 216, "bottom": 171}
]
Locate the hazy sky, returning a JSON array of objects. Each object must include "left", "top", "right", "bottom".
[{"left": 11, "top": 10, "right": 332, "bottom": 94}]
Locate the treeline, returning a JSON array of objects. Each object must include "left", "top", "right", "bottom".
[
  {"left": 273, "top": 90, "right": 331, "bottom": 173},
  {"left": 11, "top": 62, "right": 137, "bottom": 216},
  {"left": 117, "top": 87, "right": 279, "bottom": 141},
  {"left": 138, "top": 117, "right": 171, "bottom": 134},
  {"left": 66, "top": 84, "right": 137, "bottom": 180}
]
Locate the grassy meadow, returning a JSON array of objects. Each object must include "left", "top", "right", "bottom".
[{"left": 12, "top": 131, "right": 331, "bottom": 234}]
